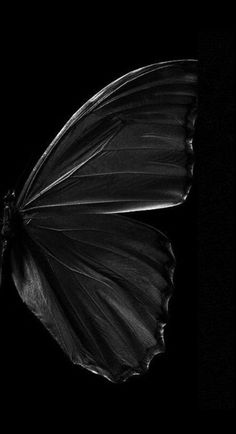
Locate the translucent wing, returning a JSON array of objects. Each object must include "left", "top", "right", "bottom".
[
  {"left": 11, "top": 210, "right": 174, "bottom": 382},
  {"left": 17, "top": 60, "right": 198, "bottom": 214}
]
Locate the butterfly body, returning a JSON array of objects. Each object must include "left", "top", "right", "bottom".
[
  {"left": 1, "top": 191, "right": 15, "bottom": 238},
  {"left": 1, "top": 60, "right": 198, "bottom": 382}
]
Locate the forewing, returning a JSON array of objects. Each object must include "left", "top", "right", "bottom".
[
  {"left": 18, "top": 60, "right": 198, "bottom": 214},
  {"left": 12, "top": 210, "right": 174, "bottom": 382}
]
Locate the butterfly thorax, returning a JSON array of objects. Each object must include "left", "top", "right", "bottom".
[
  {"left": 1, "top": 190, "right": 17, "bottom": 241},
  {"left": 0, "top": 190, "right": 24, "bottom": 286}
]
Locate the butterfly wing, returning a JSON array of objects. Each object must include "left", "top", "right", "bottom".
[
  {"left": 9, "top": 60, "right": 198, "bottom": 381},
  {"left": 17, "top": 60, "right": 198, "bottom": 214},
  {"left": 11, "top": 210, "right": 174, "bottom": 382}
]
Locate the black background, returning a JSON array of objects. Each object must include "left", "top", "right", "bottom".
[{"left": 0, "top": 29, "right": 234, "bottom": 416}]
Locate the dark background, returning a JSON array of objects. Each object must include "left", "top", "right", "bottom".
[{"left": 0, "top": 29, "right": 234, "bottom": 415}]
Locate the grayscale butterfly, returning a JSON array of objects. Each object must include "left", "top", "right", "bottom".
[{"left": 0, "top": 60, "right": 198, "bottom": 382}]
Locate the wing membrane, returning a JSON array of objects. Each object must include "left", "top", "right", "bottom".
[
  {"left": 18, "top": 60, "right": 197, "bottom": 214},
  {"left": 11, "top": 211, "right": 174, "bottom": 382}
]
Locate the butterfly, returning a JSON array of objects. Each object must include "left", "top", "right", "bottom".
[{"left": 0, "top": 60, "right": 198, "bottom": 382}]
